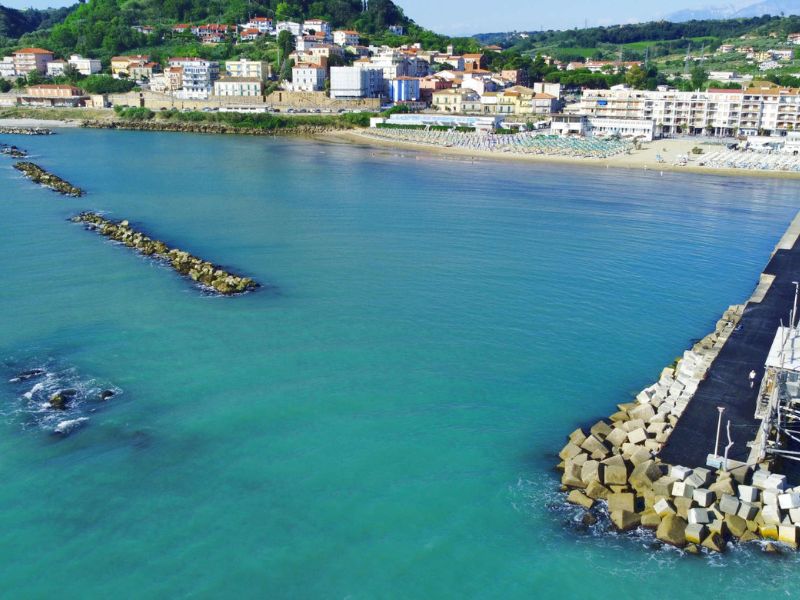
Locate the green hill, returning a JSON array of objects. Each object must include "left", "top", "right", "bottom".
[
  {"left": 33, "top": 0, "right": 410, "bottom": 58},
  {"left": 0, "top": 4, "right": 76, "bottom": 41}
]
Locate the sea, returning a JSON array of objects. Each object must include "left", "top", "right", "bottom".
[{"left": 0, "top": 128, "right": 798, "bottom": 598}]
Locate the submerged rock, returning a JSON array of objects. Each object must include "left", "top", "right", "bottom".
[
  {"left": 100, "top": 389, "right": 115, "bottom": 401},
  {"left": 71, "top": 212, "right": 260, "bottom": 296},
  {"left": 9, "top": 368, "right": 46, "bottom": 383},
  {"left": 49, "top": 388, "right": 78, "bottom": 410},
  {"left": 0, "top": 144, "right": 28, "bottom": 158},
  {"left": 13, "top": 162, "right": 83, "bottom": 197}
]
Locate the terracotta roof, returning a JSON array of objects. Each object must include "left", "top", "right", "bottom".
[{"left": 14, "top": 48, "right": 53, "bottom": 55}]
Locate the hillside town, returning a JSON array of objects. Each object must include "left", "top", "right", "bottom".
[{"left": 4, "top": 16, "right": 800, "bottom": 162}]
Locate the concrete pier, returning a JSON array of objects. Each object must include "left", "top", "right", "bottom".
[
  {"left": 558, "top": 211, "right": 800, "bottom": 553},
  {"left": 660, "top": 212, "right": 800, "bottom": 469}
]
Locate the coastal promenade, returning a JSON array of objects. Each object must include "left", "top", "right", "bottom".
[{"left": 661, "top": 213, "right": 800, "bottom": 470}]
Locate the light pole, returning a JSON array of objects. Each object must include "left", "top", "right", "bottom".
[{"left": 714, "top": 406, "right": 725, "bottom": 458}]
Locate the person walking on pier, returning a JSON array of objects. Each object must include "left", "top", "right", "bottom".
[{"left": 749, "top": 369, "right": 757, "bottom": 388}]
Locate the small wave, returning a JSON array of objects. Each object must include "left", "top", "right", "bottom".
[{"left": 3, "top": 359, "right": 121, "bottom": 436}]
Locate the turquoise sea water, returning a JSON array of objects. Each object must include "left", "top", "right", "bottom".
[{"left": 0, "top": 128, "right": 798, "bottom": 598}]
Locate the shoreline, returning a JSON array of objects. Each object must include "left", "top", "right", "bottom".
[
  {"left": 4, "top": 114, "right": 800, "bottom": 179},
  {"left": 321, "top": 130, "right": 800, "bottom": 180}
]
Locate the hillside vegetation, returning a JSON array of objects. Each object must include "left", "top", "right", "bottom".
[
  {"left": 476, "top": 15, "right": 800, "bottom": 61},
  {"left": 0, "top": 5, "right": 76, "bottom": 42}
]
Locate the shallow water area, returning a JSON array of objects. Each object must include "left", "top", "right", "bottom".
[{"left": 0, "top": 128, "right": 799, "bottom": 597}]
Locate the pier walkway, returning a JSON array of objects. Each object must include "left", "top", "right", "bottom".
[{"left": 660, "top": 216, "right": 800, "bottom": 474}]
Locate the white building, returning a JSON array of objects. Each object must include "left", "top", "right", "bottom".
[
  {"left": 225, "top": 58, "right": 270, "bottom": 81},
  {"left": 333, "top": 30, "right": 360, "bottom": 47},
  {"left": 567, "top": 85, "right": 800, "bottom": 136},
  {"left": 168, "top": 57, "right": 219, "bottom": 98},
  {"left": 46, "top": 60, "right": 67, "bottom": 77},
  {"left": 213, "top": 77, "right": 263, "bottom": 97},
  {"left": 291, "top": 63, "right": 326, "bottom": 92},
  {"left": 242, "top": 17, "right": 273, "bottom": 33},
  {"left": 330, "top": 66, "right": 384, "bottom": 99},
  {"left": 303, "top": 19, "right": 331, "bottom": 37},
  {"left": 0, "top": 56, "right": 16, "bottom": 79},
  {"left": 68, "top": 54, "right": 102, "bottom": 75},
  {"left": 276, "top": 21, "right": 302, "bottom": 36},
  {"left": 551, "top": 115, "right": 655, "bottom": 141},
  {"left": 295, "top": 35, "right": 324, "bottom": 52}
]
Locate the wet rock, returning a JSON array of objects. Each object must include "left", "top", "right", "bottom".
[
  {"left": 80, "top": 119, "right": 339, "bottom": 138},
  {"left": 49, "top": 388, "right": 78, "bottom": 410},
  {"left": 0, "top": 144, "right": 28, "bottom": 158},
  {"left": 685, "top": 544, "right": 700, "bottom": 555},
  {"left": 9, "top": 368, "right": 46, "bottom": 383},
  {"left": 13, "top": 162, "right": 83, "bottom": 197},
  {"left": 701, "top": 532, "right": 726, "bottom": 553},
  {"left": 71, "top": 212, "right": 260, "bottom": 296},
  {"left": 581, "top": 511, "right": 599, "bottom": 526},
  {"left": 567, "top": 489, "right": 595, "bottom": 510},
  {"left": 763, "top": 542, "right": 780, "bottom": 554},
  {"left": 656, "top": 514, "right": 688, "bottom": 548},
  {"left": 100, "top": 389, "right": 115, "bottom": 401},
  {"left": 610, "top": 509, "right": 641, "bottom": 532},
  {"left": 0, "top": 127, "right": 53, "bottom": 135}
]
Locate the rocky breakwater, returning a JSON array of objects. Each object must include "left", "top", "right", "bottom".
[
  {"left": 0, "top": 126, "right": 53, "bottom": 135},
  {"left": 554, "top": 304, "right": 799, "bottom": 553},
  {"left": 13, "top": 162, "right": 83, "bottom": 197},
  {"left": 1, "top": 143, "right": 28, "bottom": 158},
  {"left": 71, "top": 212, "right": 259, "bottom": 295},
  {"left": 80, "top": 119, "right": 341, "bottom": 137}
]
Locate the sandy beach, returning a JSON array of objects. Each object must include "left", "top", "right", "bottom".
[
  {"left": 323, "top": 130, "right": 800, "bottom": 180},
  {"left": 3, "top": 111, "right": 798, "bottom": 179}
]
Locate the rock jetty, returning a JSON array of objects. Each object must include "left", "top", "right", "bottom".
[
  {"left": 0, "top": 126, "right": 53, "bottom": 135},
  {"left": 13, "top": 162, "right": 83, "bottom": 196},
  {"left": 557, "top": 304, "right": 800, "bottom": 552},
  {"left": 1, "top": 144, "right": 28, "bottom": 158},
  {"left": 71, "top": 212, "right": 259, "bottom": 295},
  {"left": 80, "top": 119, "right": 342, "bottom": 137}
]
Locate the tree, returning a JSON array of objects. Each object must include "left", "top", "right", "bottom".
[
  {"left": 625, "top": 65, "right": 647, "bottom": 89},
  {"left": 0, "top": 79, "right": 11, "bottom": 93},
  {"left": 690, "top": 65, "right": 708, "bottom": 90},
  {"left": 62, "top": 63, "right": 82, "bottom": 82}
]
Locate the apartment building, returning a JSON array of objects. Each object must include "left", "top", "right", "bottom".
[
  {"left": 291, "top": 63, "right": 327, "bottom": 91},
  {"left": 168, "top": 57, "right": 220, "bottom": 97},
  {"left": 225, "top": 58, "right": 271, "bottom": 81},
  {"left": 12, "top": 48, "right": 54, "bottom": 75},
  {"left": 213, "top": 77, "right": 263, "bottom": 96},
  {"left": 567, "top": 85, "right": 800, "bottom": 136},
  {"left": 330, "top": 66, "right": 384, "bottom": 99}
]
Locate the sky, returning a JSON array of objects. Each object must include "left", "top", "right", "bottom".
[{"left": 1, "top": 0, "right": 746, "bottom": 35}]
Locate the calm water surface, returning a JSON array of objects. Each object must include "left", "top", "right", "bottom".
[{"left": 0, "top": 129, "right": 798, "bottom": 598}]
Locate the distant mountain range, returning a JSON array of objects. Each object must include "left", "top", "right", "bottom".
[{"left": 667, "top": 0, "right": 800, "bottom": 22}]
